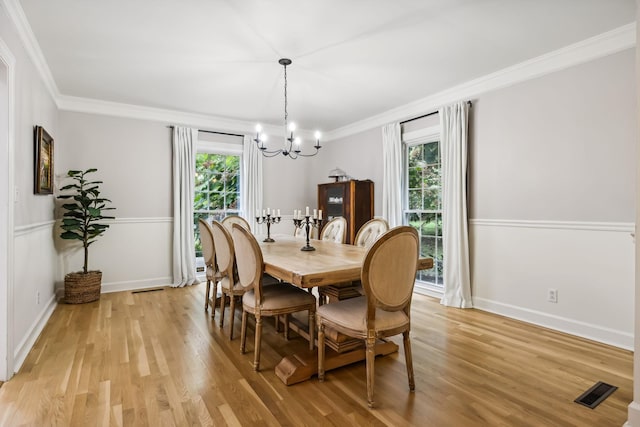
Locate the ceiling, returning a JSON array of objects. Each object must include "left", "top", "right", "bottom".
[{"left": 17, "top": 0, "right": 637, "bottom": 134}]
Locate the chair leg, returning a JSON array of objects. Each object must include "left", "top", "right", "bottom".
[
  {"left": 365, "top": 336, "right": 376, "bottom": 408},
  {"left": 317, "top": 322, "right": 325, "bottom": 382},
  {"left": 219, "top": 292, "right": 226, "bottom": 328},
  {"left": 211, "top": 280, "right": 218, "bottom": 319},
  {"left": 229, "top": 295, "right": 236, "bottom": 340},
  {"left": 240, "top": 310, "right": 248, "bottom": 354},
  {"left": 253, "top": 315, "right": 263, "bottom": 371},
  {"left": 204, "top": 279, "right": 211, "bottom": 311},
  {"left": 308, "top": 310, "right": 315, "bottom": 350},
  {"left": 403, "top": 331, "right": 415, "bottom": 391}
]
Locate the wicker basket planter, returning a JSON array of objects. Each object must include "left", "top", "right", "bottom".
[{"left": 64, "top": 270, "right": 102, "bottom": 304}]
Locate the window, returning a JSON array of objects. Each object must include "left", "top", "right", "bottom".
[
  {"left": 404, "top": 138, "right": 444, "bottom": 288},
  {"left": 194, "top": 152, "right": 241, "bottom": 258}
]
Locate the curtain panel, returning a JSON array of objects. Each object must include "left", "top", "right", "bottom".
[
  {"left": 172, "top": 127, "right": 199, "bottom": 287},
  {"left": 242, "top": 135, "right": 263, "bottom": 233},
  {"left": 382, "top": 122, "right": 403, "bottom": 227},
  {"left": 439, "top": 102, "right": 472, "bottom": 308}
]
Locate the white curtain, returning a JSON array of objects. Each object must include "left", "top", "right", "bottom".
[
  {"left": 439, "top": 102, "right": 472, "bottom": 308},
  {"left": 241, "top": 135, "right": 263, "bottom": 233},
  {"left": 172, "top": 126, "right": 199, "bottom": 287},
  {"left": 382, "top": 122, "right": 403, "bottom": 227}
]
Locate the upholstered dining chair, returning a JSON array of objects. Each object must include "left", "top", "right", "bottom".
[
  {"left": 221, "top": 215, "right": 251, "bottom": 232},
  {"left": 231, "top": 223, "right": 317, "bottom": 371},
  {"left": 197, "top": 219, "right": 222, "bottom": 315},
  {"left": 354, "top": 218, "right": 389, "bottom": 249},
  {"left": 317, "top": 226, "right": 419, "bottom": 408},
  {"left": 210, "top": 220, "right": 247, "bottom": 339},
  {"left": 319, "top": 216, "right": 347, "bottom": 243}
]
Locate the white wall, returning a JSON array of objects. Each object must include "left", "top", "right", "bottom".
[
  {"left": 470, "top": 48, "right": 636, "bottom": 349},
  {"left": 1, "top": 4, "right": 59, "bottom": 377},
  {"left": 58, "top": 112, "right": 173, "bottom": 291},
  {"left": 325, "top": 48, "right": 637, "bottom": 349}
]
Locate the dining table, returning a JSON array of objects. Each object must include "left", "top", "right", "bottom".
[{"left": 257, "top": 234, "right": 434, "bottom": 385}]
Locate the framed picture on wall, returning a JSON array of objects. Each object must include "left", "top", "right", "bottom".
[{"left": 34, "top": 125, "right": 54, "bottom": 194}]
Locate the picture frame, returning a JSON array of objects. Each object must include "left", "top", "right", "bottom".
[{"left": 34, "top": 125, "right": 54, "bottom": 194}]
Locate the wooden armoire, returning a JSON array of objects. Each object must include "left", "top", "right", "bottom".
[{"left": 317, "top": 179, "right": 374, "bottom": 244}]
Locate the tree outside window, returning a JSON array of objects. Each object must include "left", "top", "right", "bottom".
[
  {"left": 194, "top": 153, "right": 240, "bottom": 257},
  {"left": 405, "top": 141, "right": 444, "bottom": 286}
]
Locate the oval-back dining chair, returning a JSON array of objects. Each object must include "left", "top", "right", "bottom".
[
  {"left": 210, "top": 220, "right": 247, "bottom": 339},
  {"left": 317, "top": 226, "right": 419, "bottom": 408},
  {"left": 232, "top": 224, "right": 317, "bottom": 371},
  {"left": 198, "top": 219, "right": 222, "bottom": 315},
  {"left": 319, "top": 217, "right": 347, "bottom": 243},
  {"left": 354, "top": 218, "right": 389, "bottom": 249},
  {"left": 221, "top": 215, "right": 251, "bottom": 232}
]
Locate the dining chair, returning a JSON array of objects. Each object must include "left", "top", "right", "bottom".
[
  {"left": 210, "top": 220, "right": 248, "bottom": 339},
  {"left": 317, "top": 226, "right": 419, "bottom": 408},
  {"left": 231, "top": 223, "right": 317, "bottom": 371},
  {"left": 221, "top": 215, "right": 251, "bottom": 232},
  {"left": 354, "top": 218, "right": 389, "bottom": 249},
  {"left": 197, "top": 219, "right": 222, "bottom": 315},
  {"left": 319, "top": 216, "right": 347, "bottom": 243}
]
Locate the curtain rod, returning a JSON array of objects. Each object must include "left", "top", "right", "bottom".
[
  {"left": 166, "top": 125, "right": 244, "bottom": 138},
  {"left": 400, "top": 100, "right": 472, "bottom": 125}
]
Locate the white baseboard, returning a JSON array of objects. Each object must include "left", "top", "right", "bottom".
[
  {"left": 101, "top": 276, "right": 173, "bottom": 293},
  {"left": 473, "top": 297, "right": 633, "bottom": 350},
  {"left": 13, "top": 294, "right": 57, "bottom": 374},
  {"left": 625, "top": 401, "right": 640, "bottom": 426}
]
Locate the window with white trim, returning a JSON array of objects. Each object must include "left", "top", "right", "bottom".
[
  {"left": 193, "top": 138, "right": 243, "bottom": 260},
  {"left": 404, "top": 133, "right": 444, "bottom": 288}
]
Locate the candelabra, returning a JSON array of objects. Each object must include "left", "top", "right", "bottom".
[
  {"left": 256, "top": 212, "right": 281, "bottom": 242},
  {"left": 293, "top": 215, "right": 323, "bottom": 251}
]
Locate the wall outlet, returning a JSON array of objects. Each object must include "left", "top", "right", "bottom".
[
  {"left": 547, "top": 288, "right": 558, "bottom": 303},
  {"left": 36, "top": 291, "right": 40, "bottom": 305}
]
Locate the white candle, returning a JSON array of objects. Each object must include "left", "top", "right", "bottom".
[
  {"left": 277, "top": 209, "right": 281, "bottom": 217},
  {"left": 267, "top": 207, "right": 270, "bottom": 215},
  {"left": 256, "top": 209, "right": 260, "bottom": 217},
  {"left": 306, "top": 206, "right": 310, "bottom": 216},
  {"left": 262, "top": 209, "right": 266, "bottom": 217},
  {"left": 319, "top": 209, "right": 323, "bottom": 219},
  {"left": 313, "top": 209, "right": 317, "bottom": 219}
]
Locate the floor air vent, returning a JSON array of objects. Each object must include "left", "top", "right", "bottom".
[
  {"left": 574, "top": 381, "right": 617, "bottom": 409},
  {"left": 131, "top": 288, "right": 165, "bottom": 294}
]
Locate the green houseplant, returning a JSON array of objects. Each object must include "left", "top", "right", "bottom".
[{"left": 58, "top": 168, "right": 115, "bottom": 303}]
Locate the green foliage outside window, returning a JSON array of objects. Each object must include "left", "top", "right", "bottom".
[
  {"left": 194, "top": 153, "right": 241, "bottom": 257},
  {"left": 405, "top": 141, "right": 444, "bottom": 285}
]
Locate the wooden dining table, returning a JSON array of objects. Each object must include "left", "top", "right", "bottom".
[{"left": 258, "top": 234, "right": 433, "bottom": 385}]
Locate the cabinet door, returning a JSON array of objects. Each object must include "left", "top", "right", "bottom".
[{"left": 324, "top": 183, "right": 346, "bottom": 220}]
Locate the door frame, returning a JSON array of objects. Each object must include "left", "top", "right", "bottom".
[{"left": 0, "top": 36, "right": 16, "bottom": 381}]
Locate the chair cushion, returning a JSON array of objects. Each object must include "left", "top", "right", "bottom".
[
  {"left": 243, "top": 283, "right": 316, "bottom": 311},
  {"left": 317, "top": 296, "right": 409, "bottom": 333}
]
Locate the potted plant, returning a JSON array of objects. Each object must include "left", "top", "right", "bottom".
[{"left": 58, "top": 168, "right": 115, "bottom": 303}]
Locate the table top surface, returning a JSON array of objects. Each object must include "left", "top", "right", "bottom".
[{"left": 258, "top": 234, "right": 433, "bottom": 288}]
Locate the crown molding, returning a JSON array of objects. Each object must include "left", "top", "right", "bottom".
[
  {"left": 4, "top": 0, "right": 634, "bottom": 142},
  {"left": 324, "top": 23, "right": 636, "bottom": 142},
  {"left": 1, "top": 0, "right": 60, "bottom": 103}
]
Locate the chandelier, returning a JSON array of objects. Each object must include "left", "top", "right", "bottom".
[{"left": 253, "top": 58, "right": 321, "bottom": 159}]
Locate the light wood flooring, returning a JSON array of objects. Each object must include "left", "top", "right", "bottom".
[{"left": 0, "top": 284, "right": 632, "bottom": 426}]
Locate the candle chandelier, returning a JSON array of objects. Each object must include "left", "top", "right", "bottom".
[{"left": 253, "top": 58, "right": 321, "bottom": 159}]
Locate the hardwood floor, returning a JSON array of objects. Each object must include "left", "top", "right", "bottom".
[{"left": 0, "top": 284, "right": 632, "bottom": 426}]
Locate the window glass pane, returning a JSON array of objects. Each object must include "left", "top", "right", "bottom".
[
  {"left": 408, "top": 145, "right": 423, "bottom": 168},
  {"left": 404, "top": 140, "right": 443, "bottom": 288},
  {"left": 193, "top": 152, "right": 242, "bottom": 261},
  {"left": 408, "top": 190, "right": 422, "bottom": 210}
]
